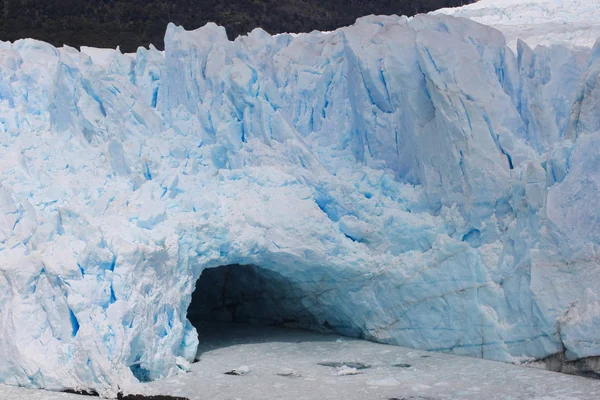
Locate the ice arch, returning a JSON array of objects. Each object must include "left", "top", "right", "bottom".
[{"left": 183, "top": 257, "right": 379, "bottom": 348}]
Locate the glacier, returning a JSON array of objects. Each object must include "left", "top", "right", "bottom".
[
  {"left": 435, "top": 0, "right": 600, "bottom": 50},
  {"left": 0, "top": 10, "right": 599, "bottom": 397}
]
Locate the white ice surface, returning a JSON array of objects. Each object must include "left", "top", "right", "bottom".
[
  {"left": 4, "top": 324, "right": 599, "bottom": 400},
  {"left": 137, "top": 323, "right": 600, "bottom": 399},
  {"left": 435, "top": 0, "right": 600, "bottom": 49},
  {"left": 0, "top": 5, "right": 599, "bottom": 397}
]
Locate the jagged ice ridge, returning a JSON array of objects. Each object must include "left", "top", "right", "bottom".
[{"left": 0, "top": 10, "right": 599, "bottom": 397}]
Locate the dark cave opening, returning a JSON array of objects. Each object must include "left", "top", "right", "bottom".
[{"left": 187, "top": 264, "right": 330, "bottom": 354}]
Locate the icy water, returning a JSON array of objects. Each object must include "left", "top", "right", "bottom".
[{"left": 3, "top": 323, "right": 600, "bottom": 399}]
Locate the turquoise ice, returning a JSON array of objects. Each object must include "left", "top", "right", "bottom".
[{"left": 0, "top": 12, "right": 598, "bottom": 396}]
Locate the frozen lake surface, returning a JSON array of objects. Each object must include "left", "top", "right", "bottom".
[{"left": 3, "top": 323, "right": 600, "bottom": 400}]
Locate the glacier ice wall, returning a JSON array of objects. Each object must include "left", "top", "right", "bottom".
[{"left": 0, "top": 14, "right": 599, "bottom": 396}]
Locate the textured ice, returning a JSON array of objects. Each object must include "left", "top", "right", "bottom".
[
  {"left": 0, "top": 7, "right": 599, "bottom": 397},
  {"left": 435, "top": 0, "right": 600, "bottom": 50}
]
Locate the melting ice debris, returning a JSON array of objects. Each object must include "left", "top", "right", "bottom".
[
  {"left": 335, "top": 366, "right": 362, "bottom": 376},
  {"left": 318, "top": 361, "right": 370, "bottom": 376},
  {"left": 224, "top": 366, "right": 251, "bottom": 376},
  {"left": 318, "top": 361, "right": 371, "bottom": 370},
  {"left": 276, "top": 368, "right": 301, "bottom": 378},
  {"left": 0, "top": 1, "right": 599, "bottom": 397}
]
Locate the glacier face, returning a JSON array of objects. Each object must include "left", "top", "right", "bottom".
[{"left": 0, "top": 12, "right": 599, "bottom": 396}]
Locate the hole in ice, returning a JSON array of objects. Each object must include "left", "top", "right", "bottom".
[
  {"left": 461, "top": 228, "right": 481, "bottom": 248},
  {"left": 129, "top": 363, "right": 152, "bottom": 382},
  {"left": 188, "top": 264, "right": 325, "bottom": 330},
  {"left": 188, "top": 264, "right": 343, "bottom": 361}
]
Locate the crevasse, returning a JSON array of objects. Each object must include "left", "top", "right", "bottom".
[{"left": 0, "top": 13, "right": 599, "bottom": 396}]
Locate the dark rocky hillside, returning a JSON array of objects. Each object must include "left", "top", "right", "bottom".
[{"left": 0, "top": 0, "right": 475, "bottom": 52}]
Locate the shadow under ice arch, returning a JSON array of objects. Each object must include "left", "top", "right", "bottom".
[
  {"left": 183, "top": 257, "right": 377, "bottom": 358},
  {"left": 189, "top": 264, "right": 328, "bottom": 332}
]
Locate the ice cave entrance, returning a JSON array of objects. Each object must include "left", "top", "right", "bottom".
[{"left": 188, "top": 264, "right": 330, "bottom": 357}]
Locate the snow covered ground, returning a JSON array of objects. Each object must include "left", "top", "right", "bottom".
[
  {"left": 3, "top": 323, "right": 600, "bottom": 400},
  {"left": 435, "top": 0, "right": 600, "bottom": 49}
]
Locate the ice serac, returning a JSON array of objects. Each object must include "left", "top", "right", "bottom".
[{"left": 0, "top": 11, "right": 599, "bottom": 396}]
